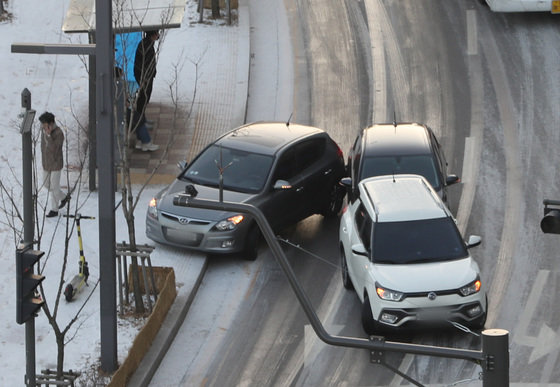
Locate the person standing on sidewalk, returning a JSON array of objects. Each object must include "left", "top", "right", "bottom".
[
  {"left": 128, "top": 107, "right": 159, "bottom": 152},
  {"left": 39, "top": 112, "right": 70, "bottom": 217},
  {"left": 134, "top": 29, "right": 159, "bottom": 126}
]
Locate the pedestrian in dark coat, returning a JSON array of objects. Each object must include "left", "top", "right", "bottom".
[
  {"left": 39, "top": 112, "right": 70, "bottom": 217},
  {"left": 134, "top": 29, "right": 159, "bottom": 122}
]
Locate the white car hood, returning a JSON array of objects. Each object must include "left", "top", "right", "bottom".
[{"left": 372, "top": 258, "right": 479, "bottom": 293}]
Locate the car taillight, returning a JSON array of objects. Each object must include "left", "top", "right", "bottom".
[{"left": 336, "top": 144, "right": 344, "bottom": 159}]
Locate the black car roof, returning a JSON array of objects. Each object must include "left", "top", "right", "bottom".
[
  {"left": 215, "top": 122, "right": 325, "bottom": 155},
  {"left": 363, "top": 123, "right": 432, "bottom": 157}
]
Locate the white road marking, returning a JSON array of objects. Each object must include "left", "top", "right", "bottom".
[
  {"left": 479, "top": 16, "right": 523, "bottom": 330},
  {"left": 514, "top": 270, "right": 560, "bottom": 365},
  {"left": 365, "top": 0, "right": 410, "bottom": 121},
  {"left": 457, "top": 136, "right": 480, "bottom": 235},
  {"left": 467, "top": 10, "right": 478, "bottom": 56}
]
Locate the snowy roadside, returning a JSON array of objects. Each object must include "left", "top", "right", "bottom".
[{"left": 0, "top": 0, "right": 239, "bottom": 385}]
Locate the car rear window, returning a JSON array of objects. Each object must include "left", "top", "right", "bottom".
[
  {"left": 182, "top": 145, "right": 273, "bottom": 193},
  {"left": 361, "top": 155, "right": 440, "bottom": 190},
  {"left": 372, "top": 217, "right": 467, "bottom": 264}
]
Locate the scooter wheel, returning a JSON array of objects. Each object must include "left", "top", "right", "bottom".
[{"left": 64, "top": 284, "right": 74, "bottom": 302}]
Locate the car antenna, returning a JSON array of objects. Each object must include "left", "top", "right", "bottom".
[
  {"left": 286, "top": 112, "right": 293, "bottom": 127},
  {"left": 392, "top": 110, "right": 397, "bottom": 128}
]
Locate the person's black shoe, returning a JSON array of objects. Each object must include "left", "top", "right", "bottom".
[
  {"left": 59, "top": 194, "right": 71, "bottom": 209},
  {"left": 46, "top": 210, "right": 58, "bottom": 218}
]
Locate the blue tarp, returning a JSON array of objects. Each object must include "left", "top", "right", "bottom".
[{"left": 115, "top": 32, "right": 142, "bottom": 96}]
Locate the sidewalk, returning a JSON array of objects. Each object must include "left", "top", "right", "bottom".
[
  {"left": 127, "top": 1, "right": 249, "bottom": 183},
  {"left": 127, "top": 1, "right": 250, "bottom": 386}
]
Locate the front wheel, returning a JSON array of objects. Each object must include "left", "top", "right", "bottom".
[
  {"left": 243, "top": 225, "right": 261, "bottom": 261},
  {"left": 340, "top": 248, "right": 353, "bottom": 290},
  {"left": 361, "top": 294, "right": 377, "bottom": 335},
  {"left": 321, "top": 183, "right": 344, "bottom": 217}
]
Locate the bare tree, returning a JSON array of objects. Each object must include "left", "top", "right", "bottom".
[
  {"left": 112, "top": 0, "right": 201, "bottom": 313},
  {"left": 211, "top": 0, "right": 221, "bottom": 19},
  {"left": 1, "top": 110, "right": 97, "bottom": 379},
  {"left": 0, "top": 0, "right": 13, "bottom": 22},
  {"left": 0, "top": 2, "right": 203, "bottom": 381}
]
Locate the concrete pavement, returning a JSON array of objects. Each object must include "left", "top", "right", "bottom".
[{"left": 127, "top": 1, "right": 250, "bottom": 386}]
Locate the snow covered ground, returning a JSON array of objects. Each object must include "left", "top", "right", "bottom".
[{"left": 0, "top": 1, "right": 233, "bottom": 384}]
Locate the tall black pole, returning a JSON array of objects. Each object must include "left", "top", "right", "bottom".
[
  {"left": 21, "top": 88, "right": 36, "bottom": 386},
  {"left": 95, "top": 0, "right": 118, "bottom": 372},
  {"left": 88, "top": 32, "right": 97, "bottom": 191}
]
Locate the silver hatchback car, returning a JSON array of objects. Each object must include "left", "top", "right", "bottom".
[{"left": 146, "top": 122, "right": 346, "bottom": 260}]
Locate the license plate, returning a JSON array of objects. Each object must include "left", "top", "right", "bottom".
[
  {"left": 553, "top": 0, "right": 560, "bottom": 13},
  {"left": 165, "top": 227, "right": 199, "bottom": 244},
  {"left": 417, "top": 309, "right": 450, "bottom": 321}
]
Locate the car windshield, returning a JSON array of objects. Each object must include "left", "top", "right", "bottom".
[
  {"left": 361, "top": 155, "right": 440, "bottom": 190},
  {"left": 372, "top": 217, "right": 467, "bottom": 264},
  {"left": 180, "top": 144, "right": 274, "bottom": 193}
]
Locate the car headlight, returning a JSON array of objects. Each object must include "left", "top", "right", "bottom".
[
  {"left": 147, "top": 197, "right": 158, "bottom": 219},
  {"left": 459, "top": 278, "right": 482, "bottom": 296},
  {"left": 213, "top": 214, "right": 244, "bottom": 231},
  {"left": 375, "top": 283, "right": 404, "bottom": 302}
]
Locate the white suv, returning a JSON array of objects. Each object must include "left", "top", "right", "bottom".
[{"left": 339, "top": 174, "right": 487, "bottom": 334}]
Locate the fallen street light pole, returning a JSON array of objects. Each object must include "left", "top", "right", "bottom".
[{"left": 173, "top": 193, "right": 509, "bottom": 386}]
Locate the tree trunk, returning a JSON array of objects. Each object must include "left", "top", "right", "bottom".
[
  {"left": 56, "top": 331, "right": 65, "bottom": 378},
  {"left": 126, "top": 208, "right": 145, "bottom": 313},
  {"left": 212, "top": 0, "right": 220, "bottom": 18}
]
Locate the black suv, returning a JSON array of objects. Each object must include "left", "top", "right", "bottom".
[{"left": 345, "top": 122, "right": 459, "bottom": 203}]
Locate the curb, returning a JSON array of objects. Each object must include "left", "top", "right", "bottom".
[
  {"left": 127, "top": 257, "right": 208, "bottom": 387},
  {"left": 126, "top": 1, "right": 250, "bottom": 385}
]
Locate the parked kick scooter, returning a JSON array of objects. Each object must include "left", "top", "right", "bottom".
[{"left": 64, "top": 213, "right": 95, "bottom": 302}]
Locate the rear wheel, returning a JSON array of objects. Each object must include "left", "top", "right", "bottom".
[
  {"left": 340, "top": 248, "right": 353, "bottom": 290},
  {"left": 64, "top": 284, "right": 74, "bottom": 302},
  {"left": 361, "top": 294, "right": 377, "bottom": 335}
]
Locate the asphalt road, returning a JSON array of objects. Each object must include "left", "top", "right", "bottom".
[{"left": 150, "top": 1, "right": 560, "bottom": 386}]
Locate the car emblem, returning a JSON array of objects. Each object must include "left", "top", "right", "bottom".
[
  {"left": 178, "top": 217, "right": 190, "bottom": 225},
  {"left": 428, "top": 292, "right": 437, "bottom": 301}
]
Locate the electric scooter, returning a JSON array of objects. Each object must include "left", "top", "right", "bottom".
[{"left": 64, "top": 213, "right": 95, "bottom": 302}]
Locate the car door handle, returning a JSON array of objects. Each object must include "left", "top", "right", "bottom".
[
  {"left": 342, "top": 227, "right": 347, "bottom": 233},
  {"left": 323, "top": 168, "right": 332, "bottom": 175}
]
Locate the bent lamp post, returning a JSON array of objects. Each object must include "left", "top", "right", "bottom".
[{"left": 172, "top": 194, "right": 509, "bottom": 387}]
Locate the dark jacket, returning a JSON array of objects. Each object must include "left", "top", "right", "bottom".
[
  {"left": 41, "top": 126, "right": 64, "bottom": 171},
  {"left": 134, "top": 36, "right": 157, "bottom": 85}
]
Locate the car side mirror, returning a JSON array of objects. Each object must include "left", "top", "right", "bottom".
[
  {"left": 177, "top": 160, "right": 188, "bottom": 171},
  {"left": 446, "top": 174, "right": 460, "bottom": 186},
  {"left": 466, "top": 235, "right": 481, "bottom": 249},
  {"left": 340, "top": 177, "right": 352, "bottom": 188},
  {"left": 273, "top": 180, "right": 292, "bottom": 190},
  {"left": 340, "top": 176, "right": 358, "bottom": 202},
  {"left": 351, "top": 243, "right": 368, "bottom": 257}
]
